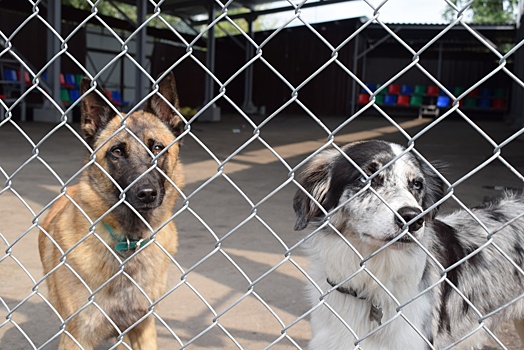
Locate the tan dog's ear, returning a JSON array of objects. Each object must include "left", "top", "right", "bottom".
[
  {"left": 80, "top": 78, "right": 113, "bottom": 146},
  {"left": 146, "top": 72, "right": 183, "bottom": 136}
]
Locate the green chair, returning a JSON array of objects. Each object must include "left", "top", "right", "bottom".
[
  {"left": 463, "top": 97, "right": 477, "bottom": 108},
  {"left": 75, "top": 74, "right": 83, "bottom": 88},
  {"left": 453, "top": 86, "right": 466, "bottom": 97},
  {"left": 410, "top": 95, "right": 423, "bottom": 106},
  {"left": 60, "top": 88, "right": 71, "bottom": 105},
  {"left": 374, "top": 94, "right": 384, "bottom": 105},
  {"left": 494, "top": 88, "right": 506, "bottom": 98},
  {"left": 375, "top": 84, "right": 387, "bottom": 95},
  {"left": 413, "top": 85, "right": 426, "bottom": 96}
]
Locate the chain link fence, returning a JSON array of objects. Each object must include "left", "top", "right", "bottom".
[{"left": 1, "top": 0, "right": 524, "bottom": 349}]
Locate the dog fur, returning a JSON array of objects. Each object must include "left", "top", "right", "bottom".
[
  {"left": 293, "top": 140, "right": 524, "bottom": 350},
  {"left": 38, "top": 72, "right": 184, "bottom": 349}
]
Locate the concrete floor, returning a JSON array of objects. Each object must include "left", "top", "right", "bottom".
[{"left": 0, "top": 114, "right": 523, "bottom": 349}]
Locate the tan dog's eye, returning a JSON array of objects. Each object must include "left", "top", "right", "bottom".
[
  {"left": 152, "top": 144, "right": 164, "bottom": 155},
  {"left": 111, "top": 147, "right": 123, "bottom": 157}
]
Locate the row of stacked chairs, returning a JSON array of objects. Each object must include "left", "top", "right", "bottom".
[
  {"left": 0, "top": 68, "right": 35, "bottom": 100},
  {"left": 1, "top": 69, "right": 127, "bottom": 107},
  {"left": 60, "top": 73, "right": 128, "bottom": 107},
  {"left": 358, "top": 83, "right": 507, "bottom": 110}
]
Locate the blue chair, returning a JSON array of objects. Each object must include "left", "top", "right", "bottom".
[
  {"left": 439, "top": 86, "right": 451, "bottom": 95},
  {"left": 364, "top": 83, "right": 375, "bottom": 93},
  {"left": 384, "top": 94, "right": 397, "bottom": 105},
  {"left": 478, "top": 98, "right": 491, "bottom": 109},
  {"left": 69, "top": 89, "right": 80, "bottom": 103},
  {"left": 111, "top": 90, "right": 129, "bottom": 107},
  {"left": 400, "top": 85, "right": 413, "bottom": 95},
  {"left": 436, "top": 96, "right": 450, "bottom": 108},
  {"left": 111, "top": 90, "right": 123, "bottom": 105},
  {"left": 64, "top": 73, "right": 76, "bottom": 87},
  {"left": 480, "top": 88, "right": 492, "bottom": 97},
  {"left": 4, "top": 69, "right": 18, "bottom": 81}
]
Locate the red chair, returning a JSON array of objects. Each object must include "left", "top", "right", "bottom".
[
  {"left": 24, "top": 71, "right": 32, "bottom": 86},
  {"left": 388, "top": 84, "right": 401, "bottom": 94},
  {"left": 397, "top": 95, "right": 410, "bottom": 106},
  {"left": 426, "top": 85, "right": 439, "bottom": 96},
  {"left": 60, "top": 73, "right": 75, "bottom": 88},
  {"left": 357, "top": 93, "right": 370, "bottom": 104},
  {"left": 467, "top": 88, "right": 479, "bottom": 97},
  {"left": 492, "top": 99, "right": 506, "bottom": 109}
]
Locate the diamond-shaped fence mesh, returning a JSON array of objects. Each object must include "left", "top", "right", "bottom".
[{"left": 1, "top": 0, "right": 524, "bottom": 349}]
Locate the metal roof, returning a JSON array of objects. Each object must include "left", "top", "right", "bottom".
[{"left": 118, "top": 0, "right": 360, "bottom": 20}]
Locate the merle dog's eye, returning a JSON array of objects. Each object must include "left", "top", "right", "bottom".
[
  {"left": 355, "top": 175, "right": 368, "bottom": 186},
  {"left": 152, "top": 144, "right": 164, "bottom": 155},
  {"left": 412, "top": 179, "right": 424, "bottom": 191}
]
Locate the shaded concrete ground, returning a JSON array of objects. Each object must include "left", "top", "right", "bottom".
[{"left": 0, "top": 114, "right": 523, "bottom": 349}]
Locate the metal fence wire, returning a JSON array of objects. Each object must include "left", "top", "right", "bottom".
[{"left": 1, "top": 0, "right": 524, "bottom": 349}]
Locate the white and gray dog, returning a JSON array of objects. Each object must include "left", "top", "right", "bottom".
[{"left": 293, "top": 140, "right": 524, "bottom": 350}]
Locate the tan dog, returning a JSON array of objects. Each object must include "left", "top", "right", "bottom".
[{"left": 38, "top": 72, "right": 184, "bottom": 349}]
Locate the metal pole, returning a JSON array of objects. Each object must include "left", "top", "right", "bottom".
[
  {"left": 242, "top": 15, "right": 257, "bottom": 114},
  {"left": 437, "top": 41, "right": 443, "bottom": 82},
  {"left": 204, "top": 3, "right": 216, "bottom": 105},
  {"left": 200, "top": 3, "right": 221, "bottom": 121},
  {"left": 135, "top": 0, "right": 147, "bottom": 105},
  {"left": 350, "top": 29, "right": 359, "bottom": 116},
  {"left": 49, "top": 0, "right": 61, "bottom": 121}
]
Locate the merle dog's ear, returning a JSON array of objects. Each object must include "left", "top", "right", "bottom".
[
  {"left": 80, "top": 78, "right": 114, "bottom": 147},
  {"left": 420, "top": 160, "right": 447, "bottom": 219},
  {"left": 146, "top": 71, "right": 184, "bottom": 136},
  {"left": 293, "top": 150, "right": 339, "bottom": 231}
]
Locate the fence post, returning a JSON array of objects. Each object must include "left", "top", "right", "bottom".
[{"left": 134, "top": 0, "right": 147, "bottom": 106}]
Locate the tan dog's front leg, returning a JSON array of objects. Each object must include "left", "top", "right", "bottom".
[
  {"left": 58, "top": 332, "right": 94, "bottom": 350},
  {"left": 125, "top": 316, "right": 158, "bottom": 350}
]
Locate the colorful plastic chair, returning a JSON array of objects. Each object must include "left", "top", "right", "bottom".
[
  {"left": 384, "top": 94, "right": 397, "bottom": 105},
  {"left": 479, "top": 88, "right": 492, "bottom": 97},
  {"left": 364, "top": 83, "right": 375, "bottom": 92},
  {"left": 410, "top": 95, "right": 423, "bottom": 106},
  {"left": 3, "top": 69, "right": 18, "bottom": 82},
  {"left": 492, "top": 99, "right": 506, "bottom": 109},
  {"left": 463, "top": 97, "right": 477, "bottom": 108},
  {"left": 467, "top": 88, "right": 479, "bottom": 97},
  {"left": 357, "top": 93, "right": 370, "bottom": 104},
  {"left": 453, "top": 86, "right": 465, "bottom": 97},
  {"left": 397, "top": 95, "right": 410, "bottom": 106},
  {"left": 60, "top": 88, "right": 71, "bottom": 105},
  {"left": 426, "top": 85, "right": 439, "bottom": 96},
  {"left": 400, "top": 85, "right": 413, "bottom": 95},
  {"left": 69, "top": 89, "right": 80, "bottom": 103},
  {"left": 494, "top": 88, "right": 506, "bottom": 98},
  {"left": 388, "top": 84, "right": 401, "bottom": 94},
  {"left": 478, "top": 98, "right": 491, "bottom": 109},
  {"left": 436, "top": 96, "right": 450, "bottom": 107},
  {"left": 413, "top": 85, "right": 426, "bottom": 95}
]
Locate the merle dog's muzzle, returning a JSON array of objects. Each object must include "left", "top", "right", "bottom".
[{"left": 395, "top": 206, "right": 424, "bottom": 233}]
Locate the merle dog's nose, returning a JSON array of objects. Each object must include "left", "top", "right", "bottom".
[
  {"left": 395, "top": 206, "right": 424, "bottom": 232},
  {"left": 136, "top": 187, "right": 158, "bottom": 204}
]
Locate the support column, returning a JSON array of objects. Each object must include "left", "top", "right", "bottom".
[
  {"left": 201, "top": 3, "right": 220, "bottom": 121},
  {"left": 135, "top": 0, "right": 147, "bottom": 106},
  {"left": 34, "top": 0, "right": 62, "bottom": 122},
  {"left": 242, "top": 15, "right": 257, "bottom": 114}
]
